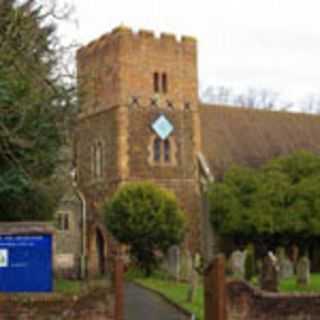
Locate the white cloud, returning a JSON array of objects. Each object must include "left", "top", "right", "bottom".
[{"left": 59, "top": 0, "right": 320, "bottom": 104}]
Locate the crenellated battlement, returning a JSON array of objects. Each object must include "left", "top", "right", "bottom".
[
  {"left": 77, "top": 25, "right": 198, "bottom": 114},
  {"left": 77, "top": 25, "right": 197, "bottom": 59}
]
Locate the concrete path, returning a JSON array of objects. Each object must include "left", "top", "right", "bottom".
[{"left": 124, "top": 282, "right": 189, "bottom": 320}]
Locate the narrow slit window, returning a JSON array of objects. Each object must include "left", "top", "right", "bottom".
[
  {"left": 162, "top": 73, "right": 168, "bottom": 94},
  {"left": 64, "top": 214, "right": 69, "bottom": 231},
  {"left": 96, "top": 141, "right": 103, "bottom": 178},
  {"left": 58, "top": 214, "right": 63, "bottom": 230},
  {"left": 57, "top": 212, "right": 70, "bottom": 231},
  {"left": 153, "top": 72, "right": 159, "bottom": 93},
  {"left": 91, "top": 145, "right": 96, "bottom": 179},
  {"left": 154, "top": 137, "right": 161, "bottom": 162},
  {"left": 164, "top": 139, "right": 170, "bottom": 162}
]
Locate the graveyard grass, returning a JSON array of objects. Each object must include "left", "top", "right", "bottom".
[
  {"left": 280, "top": 273, "right": 320, "bottom": 293},
  {"left": 55, "top": 279, "right": 84, "bottom": 295},
  {"left": 128, "top": 269, "right": 320, "bottom": 320}
]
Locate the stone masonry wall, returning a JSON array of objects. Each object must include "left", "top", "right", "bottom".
[
  {"left": 227, "top": 280, "right": 320, "bottom": 320},
  {"left": 0, "top": 286, "right": 114, "bottom": 320},
  {"left": 77, "top": 26, "right": 198, "bottom": 113},
  {"left": 127, "top": 107, "right": 201, "bottom": 252},
  {"left": 76, "top": 25, "right": 202, "bottom": 274}
]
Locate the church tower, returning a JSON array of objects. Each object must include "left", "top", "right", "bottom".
[{"left": 76, "top": 26, "right": 202, "bottom": 275}]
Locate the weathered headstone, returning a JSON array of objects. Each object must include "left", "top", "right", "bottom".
[
  {"left": 260, "top": 252, "right": 279, "bottom": 292},
  {"left": 291, "top": 244, "right": 299, "bottom": 266},
  {"left": 167, "top": 245, "right": 180, "bottom": 281},
  {"left": 180, "top": 249, "right": 193, "bottom": 280},
  {"left": 230, "top": 250, "right": 246, "bottom": 278},
  {"left": 187, "top": 253, "right": 201, "bottom": 303},
  {"left": 296, "top": 256, "right": 310, "bottom": 286},
  {"left": 276, "top": 247, "right": 294, "bottom": 280},
  {"left": 280, "top": 258, "right": 294, "bottom": 280}
]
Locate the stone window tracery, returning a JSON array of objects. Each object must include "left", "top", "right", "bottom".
[
  {"left": 149, "top": 135, "right": 176, "bottom": 166},
  {"left": 153, "top": 72, "right": 168, "bottom": 94},
  {"left": 164, "top": 139, "right": 171, "bottom": 162},
  {"left": 153, "top": 137, "right": 161, "bottom": 162}
]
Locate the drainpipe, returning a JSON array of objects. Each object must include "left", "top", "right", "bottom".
[{"left": 71, "top": 169, "right": 87, "bottom": 279}]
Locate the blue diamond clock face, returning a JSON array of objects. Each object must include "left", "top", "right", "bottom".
[{"left": 152, "top": 115, "right": 174, "bottom": 140}]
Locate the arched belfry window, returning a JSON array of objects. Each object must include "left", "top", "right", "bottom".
[
  {"left": 153, "top": 72, "right": 168, "bottom": 94},
  {"left": 162, "top": 73, "right": 168, "bottom": 94},
  {"left": 153, "top": 72, "right": 159, "bottom": 93}
]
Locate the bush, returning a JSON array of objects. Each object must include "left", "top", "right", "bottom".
[
  {"left": 104, "top": 182, "right": 185, "bottom": 275},
  {"left": 208, "top": 151, "right": 320, "bottom": 249}
]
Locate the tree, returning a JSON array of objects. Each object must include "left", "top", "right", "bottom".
[
  {"left": 300, "top": 94, "right": 320, "bottom": 114},
  {"left": 104, "top": 182, "right": 185, "bottom": 275},
  {"left": 0, "top": 0, "right": 75, "bottom": 221},
  {"left": 202, "top": 85, "right": 293, "bottom": 111},
  {"left": 208, "top": 151, "right": 320, "bottom": 254}
]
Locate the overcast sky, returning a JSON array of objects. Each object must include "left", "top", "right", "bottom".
[{"left": 59, "top": 0, "right": 320, "bottom": 104}]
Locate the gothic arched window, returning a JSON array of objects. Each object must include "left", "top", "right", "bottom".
[
  {"left": 150, "top": 136, "right": 176, "bottom": 166},
  {"left": 153, "top": 137, "right": 161, "bottom": 162},
  {"left": 164, "top": 139, "right": 170, "bottom": 162}
]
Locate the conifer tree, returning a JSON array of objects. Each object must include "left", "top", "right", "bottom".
[{"left": 0, "top": 0, "right": 75, "bottom": 220}]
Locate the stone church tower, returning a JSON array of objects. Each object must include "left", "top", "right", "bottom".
[{"left": 75, "top": 26, "right": 203, "bottom": 276}]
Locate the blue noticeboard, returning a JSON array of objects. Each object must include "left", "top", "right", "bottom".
[{"left": 0, "top": 234, "right": 52, "bottom": 292}]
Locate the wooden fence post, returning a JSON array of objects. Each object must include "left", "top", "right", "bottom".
[{"left": 204, "top": 254, "right": 227, "bottom": 320}]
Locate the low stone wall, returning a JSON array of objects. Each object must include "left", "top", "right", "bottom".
[
  {"left": 0, "top": 284, "right": 114, "bottom": 320},
  {"left": 227, "top": 280, "right": 320, "bottom": 320}
]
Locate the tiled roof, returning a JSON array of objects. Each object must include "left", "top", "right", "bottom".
[{"left": 200, "top": 104, "right": 320, "bottom": 178}]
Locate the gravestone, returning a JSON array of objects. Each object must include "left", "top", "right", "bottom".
[
  {"left": 187, "top": 253, "right": 201, "bottom": 303},
  {"left": 290, "top": 244, "right": 299, "bottom": 266},
  {"left": 230, "top": 250, "right": 246, "bottom": 278},
  {"left": 194, "top": 252, "right": 201, "bottom": 271},
  {"left": 276, "top": 247, "right": 294, "bottom": 280},
  {"left": 296, "top": 256, "right": 310, "bottom": 286},
  {"left": 260, "top": 252, "right": 279, "bottom": 292},
  {"left": 180, "top": 249, "right": 193, "bottom": 280},
  {"left": 280, "top": 258, "right": 294, "bottom": 280},
  {"left": 167, "top": 245, "right": 180, "bottom": 281}
]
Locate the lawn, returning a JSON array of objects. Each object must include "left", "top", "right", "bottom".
[
  {"left": 280, "top": 273, "right": 320, "bottom": 293},
  {"left": 54, "top": 278, "right": 85, "bottom": 295}
]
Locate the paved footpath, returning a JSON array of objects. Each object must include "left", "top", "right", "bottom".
[{"left": 124, "top": 282, "right": 189, "bottom": 320}]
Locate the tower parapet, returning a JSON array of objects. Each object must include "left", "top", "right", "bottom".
[{"left": 77, "top": 26, "right": 198, "bottom": 115}]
